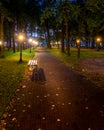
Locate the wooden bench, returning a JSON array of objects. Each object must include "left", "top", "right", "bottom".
[{"left": 28, "top": 59, "right": 38, "bottom": 71}]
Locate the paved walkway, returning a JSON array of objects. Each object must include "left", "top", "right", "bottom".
[{"left": 1, "top": 47, "right": 104, "bottom": 130}]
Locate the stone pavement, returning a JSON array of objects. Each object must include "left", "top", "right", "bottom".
[{"left": 0, "top": 47, "right": 104, "bottom": 130}]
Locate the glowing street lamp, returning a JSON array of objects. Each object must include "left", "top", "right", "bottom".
[
  {"left": 96, "top": 37, "right": 101, "bottom": 51},
  {"left": 76, "top": 38, "right": 81, "bottom": 59},
  {"left": 18, "top": 33, "right": 25, "bottom": 62},
  {"left": 32, "top": 40, "right": 38, "bottom": 46},
  {"left": 0, "top": 41, "right": 2, "bottom": 45}
]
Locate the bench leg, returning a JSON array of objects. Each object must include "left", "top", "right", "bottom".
[
  {"left": 34, "top": 67, "right": 38, "bottom": 81},
  {"left": 31, "top": 67, "right": 38, "bottom": 81},
  {"left": 31, "top": 70, "right": 35, "bottom": 81}
]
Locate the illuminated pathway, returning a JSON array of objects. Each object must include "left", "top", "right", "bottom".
[{"left": 1, "top": 47, "right": 104, "bottom": 130}]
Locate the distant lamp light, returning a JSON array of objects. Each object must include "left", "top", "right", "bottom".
[
  {"left": 19, "top": 35, "right": 24, "bottom": 40},
  {"left": 76, "top": 39, "right": 80, "bottom": 45},
  {"left": 33, "top": 40, "right": 38, "bottom": 46},
  {"left": 18, "top": 33, "right": 25, "bottom": 42},
  {"left": 28, "top": 38, "right": 33, "bottom": 43},
  {"left": 96, "top": 37, "right": 101, "bottom": 42}
]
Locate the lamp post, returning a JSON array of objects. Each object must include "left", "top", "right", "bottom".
[
  {"left": 96, "top": 37, "right": 101, "bottom": 51},
  {"left": 0, "top": 40, "right": 2, "bottom": 51},
  {"left": 28, "top": 38, "right": 33, "bottom": 53},
  {"left": 76, "top": 39, "right": 81, "bottom": 59},
  {"left": 18, "top": 33, "right": 25, "bottom": 62}
]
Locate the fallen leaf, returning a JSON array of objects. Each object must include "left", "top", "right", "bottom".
[
  {"left": 3, "top": 113, "right": 8, "bottom": 118},
  {"left": 22, "top": 110, "right": 26, "bottom": 113},
  {"left": 57, "top": 118, "right": 61, "bottom": 122},
  {"left": 16, "top": 89, "right": 20, "bottom": 92},
  {"left": 27, "top": 104, "right": 31, "bottom": 108},
  {"left": 12, "top": 117, "right": 16, "bottom": 121},
  {"left": 38, "top": 128, "right": 42, "bottom": 130},
  {"left": 42, "top": 117, "right": 45, "bottom": 120},
  {"left": 56, "top": 93, "right": 59, "bottom": 96},
  {"left": 22, "top": 85, "right": 26, "bottom": 88},
  {"left": 85, "top": 107, "right": 88, "bottom": 110}
]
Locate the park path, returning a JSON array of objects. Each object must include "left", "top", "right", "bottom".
[{"left": 1, "top": 47, "right": 104, "bottom": 130}]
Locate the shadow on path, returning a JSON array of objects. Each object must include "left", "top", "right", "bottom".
[{"left": 31, "top": 68, "right": 46, "bottom": 82}]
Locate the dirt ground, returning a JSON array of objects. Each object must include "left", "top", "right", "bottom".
[{"left": 0, "top": 47, "right": 104, "bottom": 130}]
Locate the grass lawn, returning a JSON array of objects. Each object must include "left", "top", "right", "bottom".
[
  {"left": 48, "top": 47, "right": 104, "bottom": 71},
  {"left": 0, "top": 49, "right": 35, "bottom": 118},
  {"left": 48, "top": 47, "right": 104, "bottom": 88}
]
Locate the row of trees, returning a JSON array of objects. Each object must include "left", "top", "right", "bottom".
[
  {"left": 0, "top": 0, "right": 104, "bottom": 57},
  {"left": 40, "top": 0, "right": 104, "bottom": 55},
  {"left": 0, "top": 0, "right": 41, "bottom": 57}
]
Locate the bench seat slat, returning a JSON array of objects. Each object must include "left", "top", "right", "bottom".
[
  {"left": 28, "top": 60, "right": 37, "bottom": 66},
  {"left": 28, "top": 60, "right": 31, "bottom": 65}
]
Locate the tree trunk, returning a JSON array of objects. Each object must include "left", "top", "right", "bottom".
[
  {"left": 91, "top": 37, "right": 95, "bottom": 49},
  {"left": 0, "top": 14, "right": 4, "bottom": 57},
  {"left": 65, "top": 21, "right": 70, "bottom": 56},
  {"left": 61, "top": 22, "right": 65, "bottom": 53},
  {"left": 85, "top": 37, "right": 88, "bottom": 48},
  {"left": 11, "top": 22, "right": 16, "bottom": 53},
  {"left": 45, "top": 20, "right": 51, "bottom": 48},
  {"left": 65, "top": 10, "right": 70, "bottom": 56},
  {"left": 7, "top": 36, "right": 10, "bottom": 51}
]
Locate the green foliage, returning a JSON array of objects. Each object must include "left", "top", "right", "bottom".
[
  {"left": 86, "top": 0, "right": 104, "bottom": 6},
  {"left": 57, "top": 1, "right": 72, "bottom": 24},
  {"left": 40, "top": 7, "right": 56, "bottom": 25},
  {"left": 0, "top": 49, "right": 35, "bottom": 118},
  {"left": 0, "top": 1, "right": 8, "bottom": 17}
]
